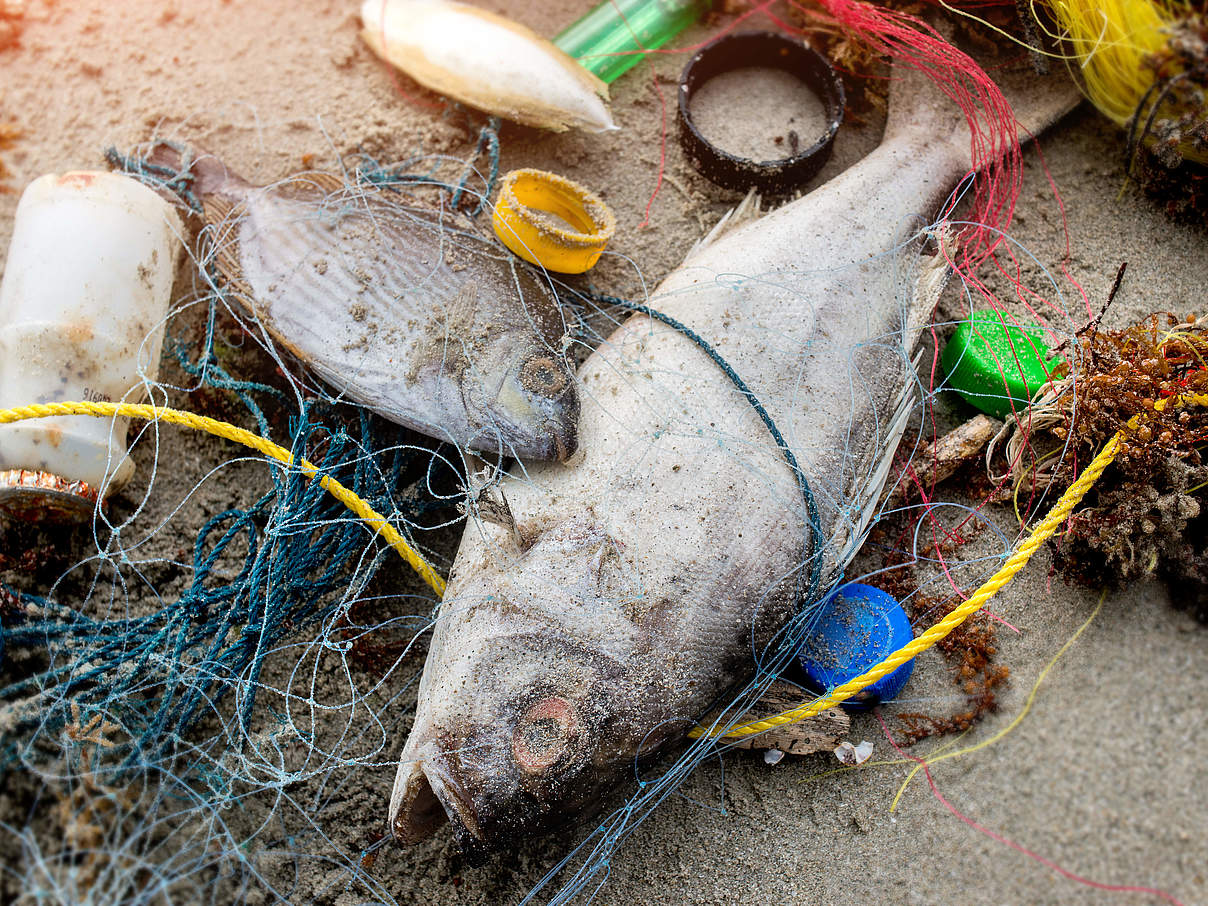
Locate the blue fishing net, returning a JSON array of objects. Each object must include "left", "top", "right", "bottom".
[{"left": 0, "top": 128, "right": 503, "bottom": 903}]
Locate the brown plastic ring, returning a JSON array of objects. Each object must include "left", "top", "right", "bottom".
[{"left": 678, "top": 31, "right": 846, "bottom": 194}]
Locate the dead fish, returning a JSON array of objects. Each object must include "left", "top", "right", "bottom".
[
  {"left": 360, "top": 0, "right": 616, "bottom": 133},
  {"left": 388, "top": 69, "right": 1078, "bottom": 849},
  {"left": 152, "top": 147, "right": 579, "bottom": 461}
]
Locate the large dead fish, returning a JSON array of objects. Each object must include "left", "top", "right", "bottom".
[
  {"left": 389, "top": 69, "right": 1078, "bottom": 848},
  {"left": 152, "top": 147, "right": 579, "bottom": 460}
]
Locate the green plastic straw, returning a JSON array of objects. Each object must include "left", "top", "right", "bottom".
[{"left": 554, "top": 0, "right": 712, "bottom": 84}]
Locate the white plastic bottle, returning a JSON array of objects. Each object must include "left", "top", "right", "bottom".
[{"left": 0, "top": 171, "right": 183, "bottom": 520}]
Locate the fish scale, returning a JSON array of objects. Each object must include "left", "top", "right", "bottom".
[
  {"left": 389, "top": 67, "right": 1080, "bottom": 850},
  {"left": 240, "top": 192, "right": 467, "bottom": 370}
]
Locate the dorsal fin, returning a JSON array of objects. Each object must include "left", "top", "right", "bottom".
[
  {"left": 829, "top": 347, "right": 923, "bottom": 580},
  {"left": 200, "top": 196, "right": 263, "bottom": 319},
  {"left": 687, "top": 190, "right": 762, "bottom": 259},
  {"left": 201, "top": 194, "right": 238, "bottom": 229}
]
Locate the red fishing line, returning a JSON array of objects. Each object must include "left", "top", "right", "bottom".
[{"left": 790, "top": 0, "right": 1024, "bottom": 272}]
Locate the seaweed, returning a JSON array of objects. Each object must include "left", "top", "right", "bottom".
[
  {"left": 1000, "top": 312, "right": 1208, "bottom": 622},
  {"left": 1124, "top": 12, "right": 1208, "bottom": 218}
]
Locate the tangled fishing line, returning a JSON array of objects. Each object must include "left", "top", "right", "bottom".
[
  {"left": 0, "top": 11, "right": 1110, "bottom": 906},
  {"left": 0, "top": 128, "right": 510, "bottom": 903}
]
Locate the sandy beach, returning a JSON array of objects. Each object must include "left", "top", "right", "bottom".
[{"left": 1, "top": 1, "right": 1205, "bottom": 904}]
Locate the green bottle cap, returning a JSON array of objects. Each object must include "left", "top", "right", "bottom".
[
  {"left": 554, "top": 0, "right": 712, "bottom": 84},
  {"left": 941, "top": 311, "right": 1062, "bottom": 420}
]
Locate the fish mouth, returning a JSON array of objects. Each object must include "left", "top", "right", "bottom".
[
  {"left": 389, "top": 754, "right": 486, "bottom": 852},
  {"left": 547, "top": 419, "right": 578, "bottom": 462}
]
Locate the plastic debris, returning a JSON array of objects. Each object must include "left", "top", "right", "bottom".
[
  {"left": 677, "top": 31, "right": 845, "bottom": 193},
  {"left": 798, "top": 583, "right": 915, "bottom": 710},
  {"left": 942, "top": 310, "right": 1063, "bottom": 420},
  {"left": 492, "top": 167, "right": 617, "bottom": 274},
  {"left": 0, "top": 171, "right": 183, "bottom": 520},
  {"left": 554, "top": 0, "right": 711, "bottom": 84}
]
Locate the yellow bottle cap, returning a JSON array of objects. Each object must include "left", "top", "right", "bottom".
[{"left": 492, "top": 168, "right": 616, "bottom": 274}]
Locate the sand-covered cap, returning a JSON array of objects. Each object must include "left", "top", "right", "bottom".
[
  {"left": 0, "top": 468, "right": 100, "bottom": 522},
  {"left": 677, "top": 31, "right": 846, "bottom": 194}
]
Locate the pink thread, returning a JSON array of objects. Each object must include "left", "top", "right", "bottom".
[{"left": 875, "top": 712, "right": 1187, "bottom": 906}]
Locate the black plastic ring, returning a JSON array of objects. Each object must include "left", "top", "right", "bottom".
[{"left": 678, "top": 31, "right": 845, "bottom": 194}]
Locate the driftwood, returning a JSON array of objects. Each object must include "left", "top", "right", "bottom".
[
  {"left": 713, "top": 681, "right": 851, "bottom": 756},
  {"left": 886, "top": 413, "right": 1000, "bottom": 503}
]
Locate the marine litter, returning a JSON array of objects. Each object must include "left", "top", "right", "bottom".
[{"left": 0, "top": 1, "right": 1205, "bottom": 905}]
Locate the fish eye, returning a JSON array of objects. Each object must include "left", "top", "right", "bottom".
[
  {"left": 512, "top": 696, "right": 577, "bottom": 774},
  {"left": 518, "top": 354, "right": 569, "bottom": 398}
]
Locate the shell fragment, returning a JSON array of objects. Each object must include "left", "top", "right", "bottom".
[{"left": 360, "top": 0, "right": 617, "bottom": 133}]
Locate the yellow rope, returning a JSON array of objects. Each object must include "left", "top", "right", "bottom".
[
  {"left": 0, "top": 401, "right": 446, "bottom": 597},
  {"left": 888, "top": 591, "right": 1106, "bottom": 811},
  {"left": 10, "top": 391, "right": 1206, "bottom": 735},
  {"left": 692, "top": 391, "right": 1208, "bottom": 741}
]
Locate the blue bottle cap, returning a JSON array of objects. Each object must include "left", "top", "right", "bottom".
[{"left": 798, "top": 582, "right": 914, "bottom": 711}]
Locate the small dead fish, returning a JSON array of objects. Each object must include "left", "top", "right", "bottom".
[
  {"left": 153, "top": 146, "right": 579, "bottom": 461},
  {"left": 360, "top": 0, "right": 616, "bottom": 134},
  {"left": 389, "top": 69, "right": 1078, "bottom": 851}
]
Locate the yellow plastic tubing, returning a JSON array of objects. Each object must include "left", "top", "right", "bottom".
[
  {"left": 1042, "top": 0, "right": 1172, "bottom": 125},
  {"left": 0, "top": 401, "right": 447, "bottom": 597},
  {"left": 692, "top": 391, "right": 1208, "bottom": 741},
  {"left": 492, "top": 168, "right": 617, "bottom": 274}
]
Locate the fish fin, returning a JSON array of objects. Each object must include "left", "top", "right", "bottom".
[
  {"left": 202, "top": 196, "right": 246, "bottom": 285},
  {"left": 145, "top": 142, "right": 250, "bottom": 200},
  {"left": 832, "top": 232, "right": 949, "bottom": 564},
  {"left": 906, "top": 228, "right": 954, "bottom": 342},
  {"left": 276, "top": 171, "right": 348, "bottom": 200},
  {"left": 200, "top": 195, "right": 267, "bottom": 325},
  {"left": 201, "top": 194, "right": 238, "bottom": 229},
  {"left": 832, "top": 348, "right": 922, "bottom": 575},
  {"left": 687, "top": 190, "right": 762, "bottom": 259}
]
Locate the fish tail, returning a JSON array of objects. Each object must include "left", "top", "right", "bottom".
[
  {"left": 879, "top": 24, "right": 1079, "bottom": 174},
  {"left": 144, "top": 142, "right": 249, "bottom": 201}
]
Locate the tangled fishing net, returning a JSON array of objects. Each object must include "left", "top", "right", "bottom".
[{"left": 0, "top": 132, "right": 501, "bottom": 903}]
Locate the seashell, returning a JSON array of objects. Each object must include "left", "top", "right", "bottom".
[{"left": 360, "top": 0, "right": 617, "bottom": 133}]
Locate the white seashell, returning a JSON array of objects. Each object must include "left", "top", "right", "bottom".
[
  {"left": 834, "top": 740, "right": 875, "bottom": 766},
  {"left": 360, "top": 0, "right": 617, "bottom": 133}
]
